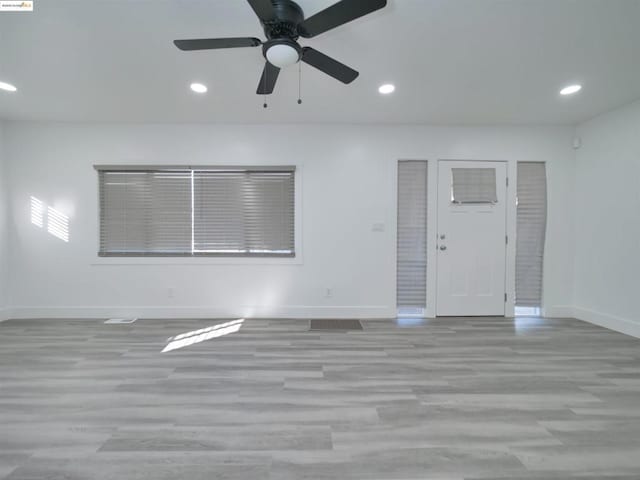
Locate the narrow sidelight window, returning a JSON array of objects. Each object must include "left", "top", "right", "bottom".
[
  {"left": 397, "top": 160, "right": 428, "bottom": 315},
  {"left": 515, "top": 162, "right": 547, "bottom": 311}
]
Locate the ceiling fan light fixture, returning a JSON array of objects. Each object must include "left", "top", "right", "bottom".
[
  {"left": 173, "top": 0, "right": 388, "bottom": 95},
  {"left": 266, "top": 43, "right": 300, "bottom": 69}
]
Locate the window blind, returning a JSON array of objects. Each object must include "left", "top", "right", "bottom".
[
  {"left": 397, "top": 160, "right": 428, "bottom": 311},
  {"left": 99, "top": 170, "right": 192, "bottom": 256},
  {"left": 193, "top": 169, "right": 295, "bottom": 256},
  {"left": 451, "top": 167, "right": 497, "bottom": 204},
  {"left": 97, "top": 166, "right": 295, "bottom": 257},
  {"left": 515, "top": 162, "right": 547, "bottom": 307}
]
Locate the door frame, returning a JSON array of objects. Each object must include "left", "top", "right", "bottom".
[
  {"left": 425, "top": 159, "right": 517, "bottom": 318},
  {"left": 433, "top": 160, "right": 508, "bottom": 317},
  {"left": 394, "top": 158, "right": 518, "bottom": 319}
]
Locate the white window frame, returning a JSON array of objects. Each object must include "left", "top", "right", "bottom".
[{"left": 92, "top": 165, "right": 303, "bottom": 266}]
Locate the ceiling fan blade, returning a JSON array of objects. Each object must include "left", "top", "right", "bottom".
[
  {"left": 246, "top": 0, "right": 276, "bottom": 22},
  {"left": 301, "top": 47, "right": 359, "bottom": 84},
  {"left": 174, "top": 37, "right": 262, "bottom": 51},
  {"left": 299, "top": 0, "right": 387, "bottom": 38},
  {"left": 256, "top": 62, "right": 280, "bottom": 95}
]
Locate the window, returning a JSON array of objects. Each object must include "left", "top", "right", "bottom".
[
  {"left": 451, "top": 167, "right": 497, "bottom": 204},
  {"left": 397, "top": 160, "right": 428, "bottom": 316},
  {"left": 97, "top": 166, "right": 295, "bottom": 257},
  {"left": 515, "top": 162, "right": 547, "bottom": 310}
]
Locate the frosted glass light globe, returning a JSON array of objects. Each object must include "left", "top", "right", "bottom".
[{"left": 266, "top": 44, "right": 300, "bottom": 68}]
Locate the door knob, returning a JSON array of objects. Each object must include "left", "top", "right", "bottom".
[{"left": 439, "top": 245, "right": 447, "bottom": 251}]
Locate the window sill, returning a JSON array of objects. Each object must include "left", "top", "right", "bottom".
[{"left": 91, "top": 256, "right": 303, "bottom": 266}]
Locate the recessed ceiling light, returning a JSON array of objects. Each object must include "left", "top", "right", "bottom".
[
  {"left": 560, "top": 84, "right": 582, "bottom": 96},
  {"left": 378, "top": 83, "right": 395, "bottom": 95},
  {"left": 190, "top": 82, "right": 207, "bottom": 94},
  {"left": 0, "top": 81, "right": 17, "bottom": 92}
]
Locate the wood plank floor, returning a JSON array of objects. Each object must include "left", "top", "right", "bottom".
[{"left": 1, "top": 316, "right": 640, "bottom": 479}]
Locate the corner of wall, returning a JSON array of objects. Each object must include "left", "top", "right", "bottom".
[
  {"left": 568, "top": 99, "right": 640, "bottom": 340},
  {"left": 568, "top": 123, "right": 579, "bottom": 311},
  {"left": 542, "top": 305, "right": 574, "bottom": 318},
  {"left": 0, "top": 121, "right": 9, "bottom": 320},
  {"left": 572, "top": 307, "right": 640, "bottom": 339}
]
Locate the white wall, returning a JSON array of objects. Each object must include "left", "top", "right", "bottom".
[
  {"left": 3, "top": 122, "right": 576, "bottom": 319},
  {"left": 0, "top": 123, "right": 9, "bottom": 319},
  {"left": 573, "top": 100, "right": 640, "bottom": 337}
]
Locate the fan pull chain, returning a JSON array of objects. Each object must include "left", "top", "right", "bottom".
[
  {"left": 297, "top": 61, "right": 302, "bottom": 105},
  {"left": 263, "top": 67, "right": 268, "bottom": 109}
]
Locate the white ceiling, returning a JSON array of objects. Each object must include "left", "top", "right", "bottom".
[{"left": 1, "top": 0, "right": 640, "bottom": 125}]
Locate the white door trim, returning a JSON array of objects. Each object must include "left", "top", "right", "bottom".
[{"left": 425, "top": 160, "right": 439, "bottom": 318}]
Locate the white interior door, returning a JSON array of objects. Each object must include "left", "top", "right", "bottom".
[{"left": 436, "top": 161, "right": 507, "bottom": 316}]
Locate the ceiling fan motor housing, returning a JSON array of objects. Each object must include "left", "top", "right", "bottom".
[
  {"left": 262, "top": 0, "right": 305, "bottom": 40},
  {"left": 261, "top": 0, "right": 305, "bottom": 67}
]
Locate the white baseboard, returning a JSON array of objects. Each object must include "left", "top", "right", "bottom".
[
  {"left": 573, "top": 306, "right": 640, "bottom": 339},
  {"left": 7, "top": 305, "right": 639, "bottom": 339},
  {"left": 7, "top": 305, "right": 394, "bottom": 320},
  {"left": 542, "top": 305, "right": 574, "bottom": 318}
]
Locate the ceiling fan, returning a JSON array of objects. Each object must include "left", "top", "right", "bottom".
[{"left": 174, "top": 0, "right": 387, "bottom": 95}]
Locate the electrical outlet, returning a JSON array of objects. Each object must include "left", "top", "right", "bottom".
[
  {"left": 324, "top": 287, "right": 333, "bottom": 298},
  {"left": 167, "top": 287, "right": 175, "bottom": 298}
]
